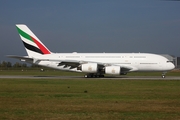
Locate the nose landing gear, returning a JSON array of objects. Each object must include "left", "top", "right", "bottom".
[{"left": 162, "top": 72, "right": 166, "bottom": 78}]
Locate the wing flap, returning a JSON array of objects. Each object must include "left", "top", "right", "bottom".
[{"left": 58, "top": 61, "right": 81, "bottom": 69}]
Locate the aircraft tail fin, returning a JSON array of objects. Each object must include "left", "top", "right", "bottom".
[{"left": 16, "top": 24, "right": 51, "bottom": 57}]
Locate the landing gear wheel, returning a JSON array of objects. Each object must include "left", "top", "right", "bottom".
[
  {"left": 84, "top": 74, "right": 93, "bottom": 78},
  {"left": 162, "top": 75, "right": 165, "bottom": 78},
  {"left": 84, "top": 74, "right": 104, "bottom": 78},
  {"left": 161, "top": 72, "right": 166, "bottom": 78}
]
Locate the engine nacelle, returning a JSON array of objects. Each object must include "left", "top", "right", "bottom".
[
  {"left": 105, "top": 66, "right": 121, "bottom": 75},
  {"left": 81, "top": 63, "right": 98, "bottom": 73}
]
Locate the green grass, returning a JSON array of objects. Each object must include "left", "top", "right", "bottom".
[
  {"left": 0, "top": 69, "right": 84, "bottom": 76},
  {"left": 0, "top": 79, "right": 180, "bottom": 120}
]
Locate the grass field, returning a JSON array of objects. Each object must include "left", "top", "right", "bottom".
[{"left": 0, "top": 78, "right": 180, "bottom": 120}]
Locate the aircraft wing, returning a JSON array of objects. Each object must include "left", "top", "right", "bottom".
[
  {"left": 7, "top": 56, "right": 133, "bottom": 72},
  {"left": 56, "top": 60, "right": 133, "bottom": 72}
]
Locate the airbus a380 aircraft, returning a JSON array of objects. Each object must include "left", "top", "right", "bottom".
[{"left": 8, "top": 24, "right": 175, "bottom": 78}]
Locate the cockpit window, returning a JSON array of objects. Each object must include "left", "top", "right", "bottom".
[{"left": 167, "top": 61, "right": 173, "bottom": 63}]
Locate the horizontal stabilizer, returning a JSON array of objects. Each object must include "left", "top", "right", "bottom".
[{"left": 7, "top": 55, "right": 33, "bottom": 62}]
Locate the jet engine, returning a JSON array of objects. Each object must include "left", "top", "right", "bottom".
[
  {"left": 81, "top": 63, "right": 98, "bottom": 73},
  {"left": 105, "top": 66, "right": 121, "bottom": 75}
]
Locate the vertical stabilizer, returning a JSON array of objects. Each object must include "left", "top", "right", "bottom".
[{"left": 16, "top": 24, "right": 51, "bottom": 57}]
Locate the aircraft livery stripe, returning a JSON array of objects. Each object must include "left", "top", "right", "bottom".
[
  {"left": 16, "top": 27, "right": 33, "bottom": 42},
  {"left": 22, "top": 41, "right": 43, "bottom": 54},
  {"left": 16, "top": 26, "right": 51, "bottom": 54},
  {"left": 30, "top": 36, "right": 51, "bottom": 54}
]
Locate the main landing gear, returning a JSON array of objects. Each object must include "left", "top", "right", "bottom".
[{"left": 84, "top": 74, "right": 104, "bottom": 78}]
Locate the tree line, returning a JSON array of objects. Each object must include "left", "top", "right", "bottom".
[{"left": 0, "top": 61, "right": 40, "bottom": 69}]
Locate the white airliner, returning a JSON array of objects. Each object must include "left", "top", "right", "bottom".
[{"left": 8, "top": 24, "right": 175, "bottom": 78}]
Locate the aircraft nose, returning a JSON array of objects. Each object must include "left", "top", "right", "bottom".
[{"left": 167, "top": 63, "right": 175, "bottom": 70}]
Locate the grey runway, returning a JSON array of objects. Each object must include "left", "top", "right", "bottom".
[{"left": 0, "top": 75, "right": 180, "bottom": 80}]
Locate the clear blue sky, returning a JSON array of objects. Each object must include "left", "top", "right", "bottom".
[{"left": 0, "top": 0, "right": 180, "bottom": 62}]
